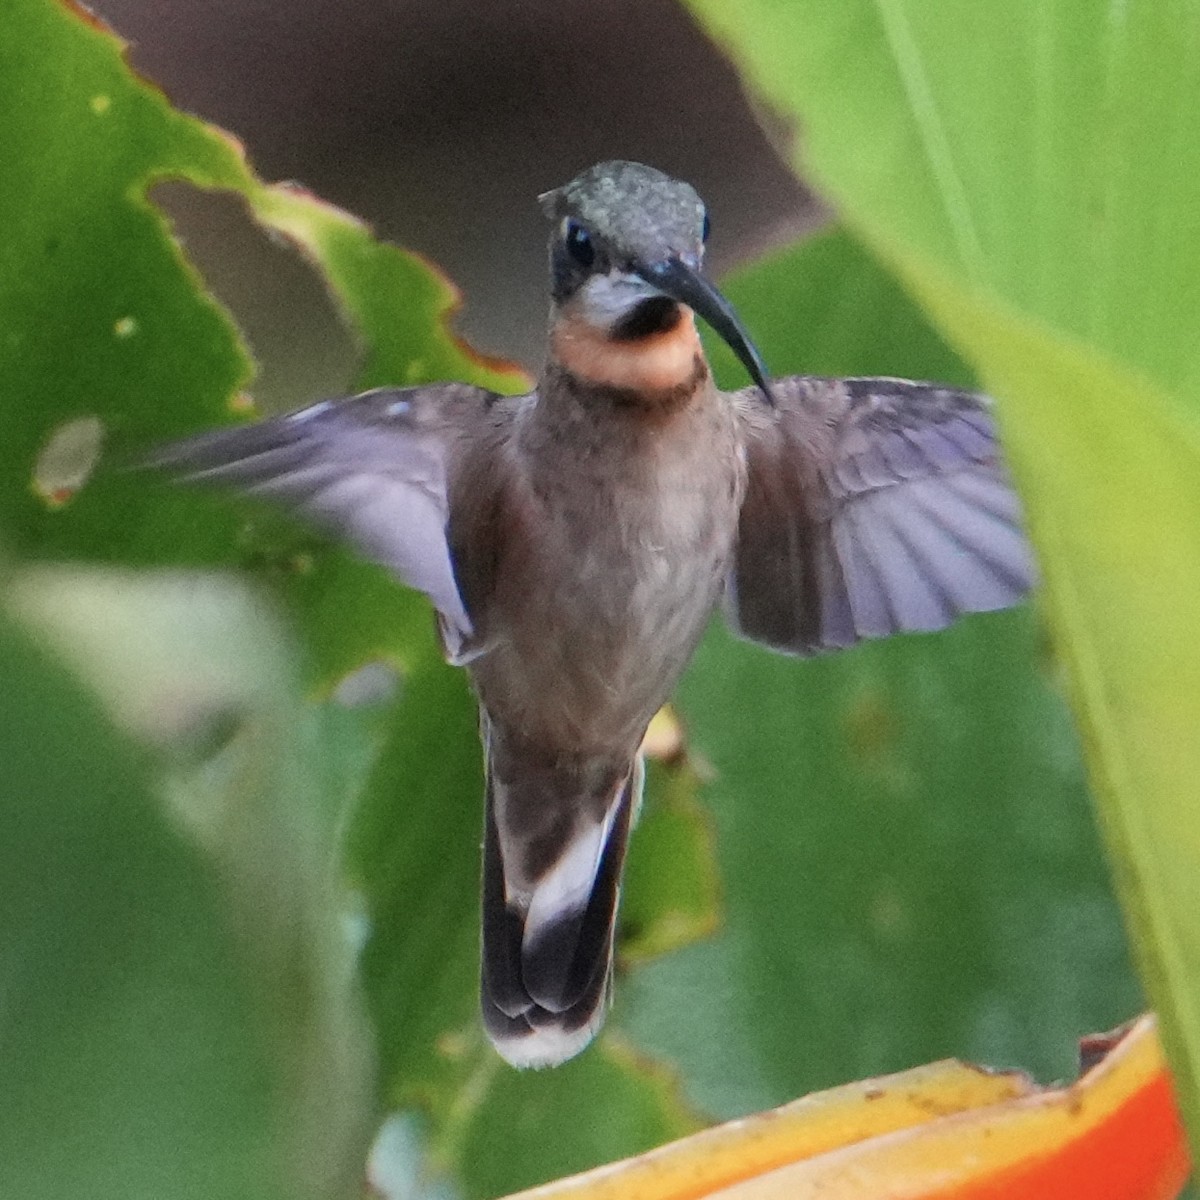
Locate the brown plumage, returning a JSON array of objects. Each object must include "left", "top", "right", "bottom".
[{"left": 153, "top": 161, "right": 1035, "bottom": 1068}]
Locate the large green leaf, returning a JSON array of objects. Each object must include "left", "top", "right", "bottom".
[
  {"left": 684, "top": 0, "right": 1200, "bottom": 1142},
  {"left": 701, "top": 226, "right": 972, "bottom": 389},
  {"left": 626, "top": 232, "right": 1138, "bottom": 1115},
  {"left": 0, "top": 567, "right": 373, "bottom": 1200}
]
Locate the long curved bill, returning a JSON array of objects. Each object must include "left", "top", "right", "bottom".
[{"left": 636, "top": 257, "right": 773, "bottom": 403}]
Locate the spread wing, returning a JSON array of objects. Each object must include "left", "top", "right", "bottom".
[
  {"left": 150, "top": 384, "right": 496, "bottom": 659},
  {"left": 727, "top": 375, "right": 1035, "bottom": 656}
]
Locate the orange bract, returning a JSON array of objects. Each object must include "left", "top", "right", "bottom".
[{"left": 504, "top": 1016, "right": 1188, "bottom": 1200}]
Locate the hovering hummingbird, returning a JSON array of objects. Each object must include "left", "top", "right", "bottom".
[{"left": 157, "top": 161, "right": 1034, "bottom": 1069}]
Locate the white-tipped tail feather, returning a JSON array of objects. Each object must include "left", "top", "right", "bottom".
[
  {"left": 522, "top": 802, "right": 620, "bottom": 960},
  {"left": 487, "top": 1003, "right": 610, "bottom": 1071},
  {"left": 481, "top": 752, "right": 643, "bottom": 1068}
]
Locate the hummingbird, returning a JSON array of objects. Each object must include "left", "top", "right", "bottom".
[{"left": 156, "top": 161, "right": 1034, "bottom": 1069}]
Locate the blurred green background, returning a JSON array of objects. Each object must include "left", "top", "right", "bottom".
[{"left": 3, "top": 0, "right": 1191, "bottom": 1197}]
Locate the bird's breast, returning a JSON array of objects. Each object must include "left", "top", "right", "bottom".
[{"left": 469, "top": 395, "right": 746, "bottom": 750}]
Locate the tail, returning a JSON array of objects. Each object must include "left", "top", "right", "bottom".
[{"left": 479, "top": 724, "right": 642, "bottom": 1069}]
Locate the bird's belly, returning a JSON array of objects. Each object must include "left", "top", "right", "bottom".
[{"left": 474, "top": 523, "right": 732, "bottom": 752}]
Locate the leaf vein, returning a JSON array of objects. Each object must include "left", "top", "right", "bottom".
[{"left": 871, "top": 0, "right": 985, "bottom": 281}]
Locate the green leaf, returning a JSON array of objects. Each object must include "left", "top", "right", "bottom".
[
  {"left": 0, "top": 567, "right": 373, "bottom": 1200},
  {"left": 702, "top": 227, "right": 973, "bottom": 390},
  {"left": 348, "top": 652, "right": 484, "bottom": 1108},
  {"left": 453, "top": 1040, "right": 699, "bottom": 1200},
  {"left": 684, "top": 0, "right": 1200, "bottom": 1143},
  {"left": 621, "top": 756, "right": 721, "bottom": 966},
  {"left": 251, "top": 185, "right": 525, "bottom": 396}
]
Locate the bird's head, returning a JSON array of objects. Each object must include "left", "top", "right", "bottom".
[{"left": 539, "top": 161, "right": 771, "bottom": 402}]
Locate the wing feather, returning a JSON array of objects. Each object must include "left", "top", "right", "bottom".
[
  {"left": 151, "top": 384, "right": 501, "bottom": 656},
  {"left": 728, "top": 375, "right": 1035, "bottom": 655}
]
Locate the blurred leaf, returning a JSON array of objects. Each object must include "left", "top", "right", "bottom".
[
  {"left": 0, "top": 567, "right": 372, "bottom": 1200},
  {"left": 456, "top": 1041, "right": 700, "bottom": 1200},
  {"left": 621, "top": 757, "right": 721, "bottom": 966},
  {"left": 684, "top": 0, "right": 1200, "bottom": 1148},
  {"left": 701, "top": 227, "right": 972, "bottom": 389},
  {"left": 690, "top": 0, "right": 1200, "bottom": 396},
  {"left": 499, "top": 1017, "right": 1188, "bottom": 1200},
  {"left": 0, "top": 0, "right": 521, "bottom": 664},
  {"left": 0, "top": 3, "right": 251, "bottom": 573},
  {"left": 634, "top": 614, "right": 1139, "bottom": 1112},
  {"left": 347, "top": 651, "right": 484, "bottom": 1110}
]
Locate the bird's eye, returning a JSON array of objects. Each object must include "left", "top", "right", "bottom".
[
  {"left": 702, "top": 211, "right": 711, "bottom": 243},
  {"left": 565, "top": 220, "right": 595, "bottom": 268}
]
